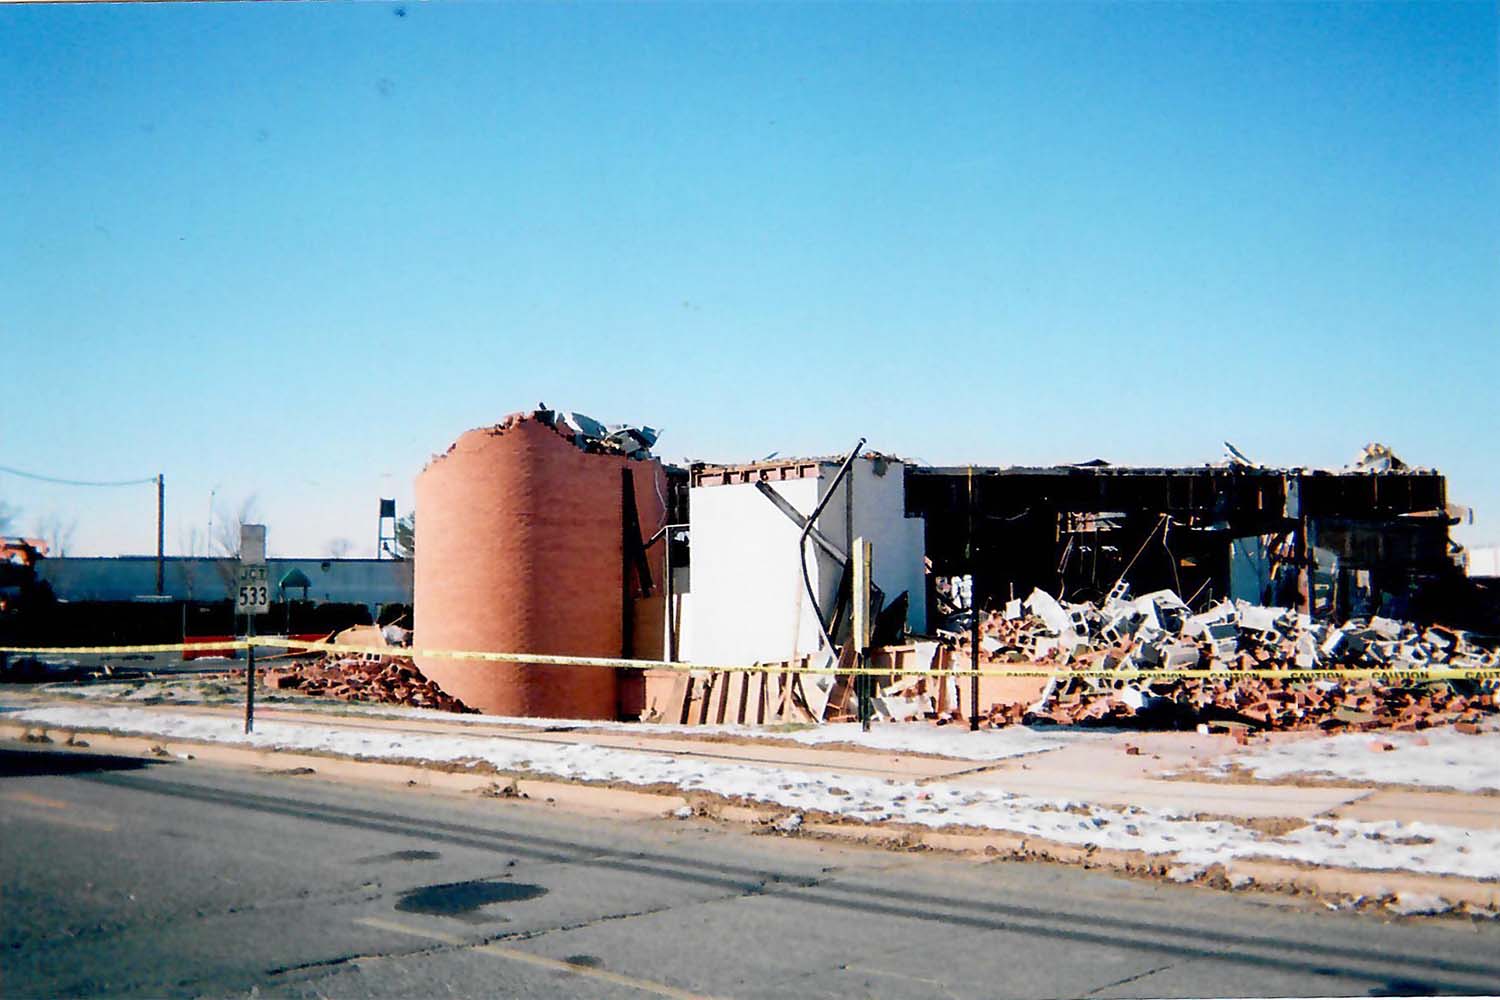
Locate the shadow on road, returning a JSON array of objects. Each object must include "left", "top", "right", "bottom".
[{"left": 0, "top": 747, "right": 158, "bottom": 779}]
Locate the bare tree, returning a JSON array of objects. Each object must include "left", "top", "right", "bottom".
[
  {"left": 181, "top": 525, "right": 205, "bottom": 557},
  {"left": 213, "top": 495, "right": 260, "bottom": 558},
  {"left": 35, "top": 513, "right": 77, "bottom": 556},
  {"left": 394, "top": 513, "right": 414, "bottom": 560},
  {"left": 212, "top": 495, "right": 261, "bottom": 588},
  {"left": 326, "top": 537, "right": 353, "bottom": 559},
  {"left": 179, "top": 525, "right": 206, "bottom": 599}
]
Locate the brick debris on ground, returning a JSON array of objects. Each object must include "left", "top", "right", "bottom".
[
  {"left": 263, "top": 655, "right": 474, "bottom": 714},
  {"left": 943, "top": 586, "right": 1499, "bottom": 736}
]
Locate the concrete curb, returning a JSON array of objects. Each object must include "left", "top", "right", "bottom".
[{"left": 5, "top": 718, "right": 1497, "bottom": 914}]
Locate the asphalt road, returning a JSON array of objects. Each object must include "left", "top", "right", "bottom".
[{"left": 3, "top": 744, "right": 1499, "bottom": 999}]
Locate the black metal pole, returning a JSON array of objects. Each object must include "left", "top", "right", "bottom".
[
  {"left": 156, "top": 474, "right": 165, "bottom": 596},
  {"left": 970, "top": 595, "right": 980, "bottom": 730},
  {"left": 859, "top": 653, "right": 871, "bottom": 732},
  {"left": 969, "top": 466, "right": 980, "bottom": 731},
  {"left": 664, "top": 527, "right": 675, "bottom": 662},
  {"left": 245, "top": 611, "right": 256, "bottom": 734},
  {"left": 621, "top": 469, "right": 634, "bottom": 659},
  {"left": 800, "top": 438, "right": 866, "bottom": 654}
]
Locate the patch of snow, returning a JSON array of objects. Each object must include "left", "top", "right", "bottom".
[
  {"left": 52, "top": 687, "right": 1100, "bottom": 762},
  {"left": 1217, "top": 726, "right": 1500, "bottom": 792},
  {"left": 1387, "top": 892, "right": 1453, "bottom": 916},
  {"left": 12, "top": 704, "right": 1500, "bottom": 881},
  {"left": 419, "top": 707, "right": 1105, "bottom": 760},
  {"left": 750, "top": 722, "right": 1104, "bottom": 760}
]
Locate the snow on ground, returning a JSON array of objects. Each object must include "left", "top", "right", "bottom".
[
  {"left": 1218, "top": 726, "right": 1500, "bottom": 793},
  {"left": 733, "top": 721, "right": 1104, "bottom": 758},
  {"left": 436, "top": 714, "right": 1102, "bottom": 761},
  {"left": 10, "top": 703, "right": 1500, "bottom": 880},
  {"left": 39, "top": 682, "right": 1102, "bottom": 761},
  {"left": 42, "top": 681, "right": 238, "bottom": 703}
]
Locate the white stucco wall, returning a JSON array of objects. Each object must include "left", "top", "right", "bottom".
[
  {"left": 680, "top": 459, "right": 927, "bottom": 666},
  {"left": 812, "top": 459, "right": 928, "bottom": 636},
  {"left": 680, "top": 476, "right": 834, "bottom": 666}
]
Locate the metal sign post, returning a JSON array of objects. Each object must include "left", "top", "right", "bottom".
[{"left": 236, "top": 525, "right": 269, "bottom": 733}]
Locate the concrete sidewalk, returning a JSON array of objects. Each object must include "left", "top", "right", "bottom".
[
  {"left": 5, "top": 690, "right": 1497, "bottom": 829},
  {"left": 143, "top": 699, "right": 1500, "bottom": 830}
]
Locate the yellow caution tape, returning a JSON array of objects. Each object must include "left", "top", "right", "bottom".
[
  {"left": 0, "top": 641, "right": 248, "bottom": 655},
  {"left": 3, "top": 636, "right": 1497, "bottom": 683},
  {"left": 252, "top": 641, "right": 810, "bottom": 671},
  {"left": 243, "top": 638, "right": 1500, "bottom": 683},
  {"left": 941, "top": 668, "right": 1500, "bottom": 682}
]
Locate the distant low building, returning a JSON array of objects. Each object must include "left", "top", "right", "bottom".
[
  {"left": 35, "top": 556, "right": 412, "bottom": 610},
  {"left": 1469, "top": 545, "right": 1500, "bottom": 579}
]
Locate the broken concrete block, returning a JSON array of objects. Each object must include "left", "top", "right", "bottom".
[
  {"left": 1207, "top": 623, "right": 1238, "bottom": 643},
  {"left": 1162, "top": 643, "right": 1200, "bottom": 670},
  {"left": 1024, "top": 588, "right": 1073, "bottom": 636},
  {"left": 1133, "top": 642, "right": 1163, "bottom": 667},
  {"left": 1237, "top": 603, "right": 1288, "bottom": 633}
]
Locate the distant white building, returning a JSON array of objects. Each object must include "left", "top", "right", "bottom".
[{"left": 1467, "top": 544, "right": 1500, "bottom": 579}]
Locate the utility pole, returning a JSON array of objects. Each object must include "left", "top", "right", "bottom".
[{"left": 156, "top": 473, "right": 165, "bottom": 596}]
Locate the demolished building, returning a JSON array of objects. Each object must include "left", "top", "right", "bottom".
[
  {"left": 908, "top": 453, "right": 1460, "bottom": 628},
  {"left": 410, "top": 411, "right": 1484, "bottom": 721}
]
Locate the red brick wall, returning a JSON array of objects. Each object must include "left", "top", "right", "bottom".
[{"left": 414, "top": 415, "right": 665, "bottom": 719}]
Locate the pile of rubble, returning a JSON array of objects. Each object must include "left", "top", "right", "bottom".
[
  {"left": 986, "top": 673, "right": 1494, "bottom": 736},
  {"left": 981, "top": 586, "right": 1499, "bottom": 673},
  {"left": 958, "top": 586, "right": 1499, "bottom": 733},
  {"left": 266, "top": 655, "right": 473, "bottom": 713},
  {"left": 264, "top": 626, "right": 473, "bottom": 713},
  {"left": 533, "top": 408, "right": 659, "bottom": 460}
]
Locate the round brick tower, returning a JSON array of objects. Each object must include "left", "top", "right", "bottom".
[{"left": 414, "top": 412, "right": 666, "bottom": 719}]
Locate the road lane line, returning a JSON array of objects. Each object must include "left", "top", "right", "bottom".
[
  {"left": 0, "top": 790, "right": 118, "bottom": 831},
  {"left": 1, "top": 808, "right": 117, "bottom": 833},
  {"left": 3, "top": 790, "right": 72, "bottom": 810},
  {"left": 354, "top": 916, "right": 463, "bottom": 945},
  {"left": 355, "top": 916, "right": 719, "bottom": 999},
  {"left": 475, "top": 942, "right": 719, "bottom": 999}
]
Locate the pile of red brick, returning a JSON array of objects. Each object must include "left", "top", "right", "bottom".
[
  {"left": 985, "top": 674, "right": 1495, "bottom": 735},
  {"left": 266, "top": 656, "right": 474, "bottom": 714}
]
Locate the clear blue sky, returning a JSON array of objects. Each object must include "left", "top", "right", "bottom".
[{"left": 3, "top": 1, "right": 1496, "bottom": 559}]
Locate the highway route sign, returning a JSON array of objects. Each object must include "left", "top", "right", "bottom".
[{"left": 236, "top": 564, "right": 271, "bottom": 615}]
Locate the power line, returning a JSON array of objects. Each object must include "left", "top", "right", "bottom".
[{"left": 0, "top": 464, "right": 158, "bottom": 488}]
